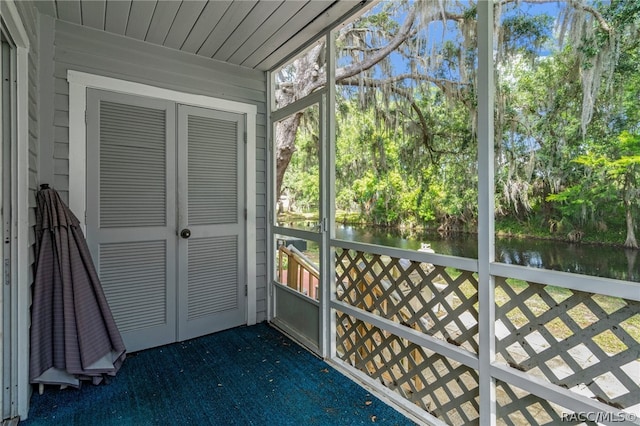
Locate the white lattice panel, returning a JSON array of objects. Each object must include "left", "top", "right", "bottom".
[
  {"left": 496, "top": 277, "right": 640, "bottom": 411},
  {"left": 496, "top": 381, "right": 594, "bottom": 426},
  {"left": 336, "top": 312, "right": 480, "bottom": 425},
  {"left": 335, "top": 248, "right": 479, "bottom": 353}
]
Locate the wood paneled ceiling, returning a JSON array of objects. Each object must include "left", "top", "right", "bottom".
[{"left": 34, "top": 0, "right": 370, "bottom": 71}]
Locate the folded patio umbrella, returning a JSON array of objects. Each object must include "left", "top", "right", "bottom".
[{"left": 30, "top": 185, "right": 126, "bottom": 387}]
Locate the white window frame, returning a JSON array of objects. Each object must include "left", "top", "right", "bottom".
[{"left": 67, "top": 70, "right": 258, "bottom": 326}]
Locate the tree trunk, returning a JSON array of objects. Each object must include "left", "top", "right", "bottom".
[
  {"left": 274, "top": 43, "right": 324, "bottom": 197},
  {"left": 275, "top": 113, "right": 303, "bottom": 197},
  {"left": 623, "top": 175, "right": 638, "bottom": 248},
  {"left": 624, "top": 199, "right": 638, "bottom": 249}
]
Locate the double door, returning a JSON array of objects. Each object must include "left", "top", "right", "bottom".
[{"left": 86, "top": 89, "right": 246, "bottom": 352}]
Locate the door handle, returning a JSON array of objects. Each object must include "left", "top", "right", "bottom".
[{"left": 180, "top": 228, "right": 191, "bottom": 239}]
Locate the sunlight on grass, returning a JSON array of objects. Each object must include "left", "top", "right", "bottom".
[
  {"left": 442, "top": 271, "right": 639, "bottom": 355},
  {"left": 499, "top": 279, "right": 639, "bottom": 355}
]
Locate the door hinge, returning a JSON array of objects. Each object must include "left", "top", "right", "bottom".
[
  {"left": 245, "top": 284, "right": 248, "bottom": 296},
  {"left": 244, "top": 208, "right": 247, "bottom": 220},
  {"left": 244, "top": 132, "right": 247, "bottom": 144},
  {"left": 4, "top": 259, "right": 10, "bottom": 286}
]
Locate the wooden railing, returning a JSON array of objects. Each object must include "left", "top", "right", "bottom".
[{"left": 277, "top": 245, "right": 319, "bottom": 300}]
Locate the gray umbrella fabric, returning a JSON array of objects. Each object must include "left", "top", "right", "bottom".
[{"left": 30, "top": 186, "right": 126, "bottom": 387}]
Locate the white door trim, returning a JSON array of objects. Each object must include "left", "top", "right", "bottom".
[
  {"left": 67, "top": 70, "right": 258, "bottom": 326},
  {"left": 0, "top": 0, "right": 30, "bottom": 420}
]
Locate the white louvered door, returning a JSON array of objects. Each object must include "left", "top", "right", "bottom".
[
  {"left": 86, "top": 90, "right": 177, "bottom": 352},
  {"left": 86, "top": 90, "right": 246, "bottom": 352},
  {"left": 177, "top": 105, "right": 246, "bottom": 341}
]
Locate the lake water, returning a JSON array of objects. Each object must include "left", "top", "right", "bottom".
[{"left": 334, "top": 225, "right": 640, "bottom": 283}]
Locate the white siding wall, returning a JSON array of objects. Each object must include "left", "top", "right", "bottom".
[{"left": 46, "top": 20, "right": 268, "bottom": 322}]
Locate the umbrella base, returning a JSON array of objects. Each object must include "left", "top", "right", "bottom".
[
  {"left": 31, "top": 367, "right": 79, "bottom": 389},
  {"left": 31, "top": 350, "right": 125, "bottom": 390}
]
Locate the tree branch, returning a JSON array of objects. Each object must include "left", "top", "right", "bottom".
[
  {"left": 336, "top": 78, "right": 461, "bottom": 159},
  {"left": 350, "top": 73, "right": 470, "bottom": 89},
  {"left": 496, "top": 0, "right": 612, "bottom": 34},
  {"left": 336, "top": 6, "right": 418, "bottom": 82}
]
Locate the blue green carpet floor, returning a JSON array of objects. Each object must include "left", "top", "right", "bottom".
[{"left": 23, "top": 322, "right": 414, "bottom": 425}]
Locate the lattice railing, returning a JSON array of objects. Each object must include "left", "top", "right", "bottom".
[
  {"left": 335, "top": 248, "right": 479, "bottom": 353},
  {"left": 336, "top": 312, "right": 480, "bottom": 425},
  {"left": 332, "top": 245, "right": 638, "bottom": 424},
  {"left": 496, "top": 277, "right": 640, "bottom": 411},
  {"left": 496, "top": 381, "right": 594, "bottom": 425}
]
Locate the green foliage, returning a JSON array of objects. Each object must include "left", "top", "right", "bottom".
[
  {"left": 547, "top": 128, "right": 640, "bottom": 244},
  {"left": 500, "top": 13, "right": 554, "bottom": 57},
  {"left": 331, "top": 89, "right": 477, "bottom": 227},
  {"left": 546, "top": 184, "right": 599, "bottom": 224},
  {"left": 282, "top": 0, "right": 640, "bottom": 246},
  {"left": 281, "top": 114, "right": 320, "bottom": 212}
]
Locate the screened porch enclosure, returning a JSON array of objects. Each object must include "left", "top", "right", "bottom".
[
  {"left": 4, "top": 0, "right": 638, "bottom": 424},
  {"left": 267, "top": 2, "right": 640, "bottom": 425}
]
